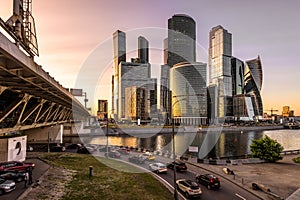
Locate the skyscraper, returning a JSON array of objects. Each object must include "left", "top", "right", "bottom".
[
  {"left": 170, "top": 62, "right": 207, "bottom": 125},
  {"left": 208, "top": 25, "right": 233, "bottom": 121},
  {"left": 112, "top": 30, "right": 126, "bottom": 116},
  {"left": 138, "top": 36, "right": 149, "bottom": 64},
  {"left": 168, "top": 14, "right": 196, "bottom": 67},
  {"left": 231, "top": 57, "right": 245, "bottom": 96},
  {"left": 244, "top": 56, "right": 263, "bottom": 117}
]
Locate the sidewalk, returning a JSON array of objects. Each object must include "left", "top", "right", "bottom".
[{"left": 186, "top": 155, "right": 300, "bottom": 200}]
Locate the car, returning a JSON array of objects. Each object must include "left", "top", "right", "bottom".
[
  {"left": 0, "top": 178, "right": 16, "bottom": 195},
  {"left": 0, "top": 170, "right": 26, "bottom": 182},
  {"left": 148, "top": 163, "right": 167, "bottom": 173},
  {"left": 128, "top": 155, "right": 146, "bottom": 164},
  {"left": 104, "top": 151, "right": 121, "bottom": 158},
  {"left": 116, "top": 147, "right": 130, "bottom": 155},
  {"left": 196, "top": 174, "right": 221, "bottom": 190},
  {"left": 50, "top": 145, "right": 66, "bottom": 152},
  {"left": 141, "top": 152, "right": 155, "bottom": 161},
  {"left": 176, "top": 179, "right": 202, "bottom": 198},
  {"left": 77, "top": 146, "right": 91, "bottom": 154},
  {"left": 0, "top": 161, "right": 35, "bottom": 172},
  {"left": 167, "top": 160, "right": 187, "bottom": 172}
]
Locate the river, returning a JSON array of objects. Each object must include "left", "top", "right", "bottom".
[{"left": 83, "top": 129, "right": 300, "bottom": 159}]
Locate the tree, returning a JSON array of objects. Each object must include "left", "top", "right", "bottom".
[{"left": 250, "top": 135, "right": 284, "bottom": 162}]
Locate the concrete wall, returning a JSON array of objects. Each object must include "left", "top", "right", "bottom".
[
  {"left": 25, "top": 125, "right": 62, "bottom": 143},
  {"left": 0, "top": 138, "right": 8, "bottom": 161}
]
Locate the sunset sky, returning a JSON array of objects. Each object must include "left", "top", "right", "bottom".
[{"left": 1, "top": 0, "right": 299, "bottom": 115}]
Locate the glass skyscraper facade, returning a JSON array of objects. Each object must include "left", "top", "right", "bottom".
[
  {"left": 138, "top": 36, "right": 149, "bottom": 64},
  {"left": 168, "top": 14, "right": 196, "bottom": 67},
  {"left": 170, "top": 62, "right": 207, "bottom": 125},
  {"left": 208, "top": 25, "right": 233, "bottom": 121},
  {"left": 112, "top": 30, "right": 126, "bottom": 117},
  {"left": 244, "top": 56, "right": 263, "bottom": 117}
]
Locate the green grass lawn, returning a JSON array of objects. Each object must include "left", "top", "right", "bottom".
[
  {"left": 41, "top": 153, "right": 173, "bottom": 200},
  {"left": 292, "top": 157, "right": 300, "bottom": 163}
]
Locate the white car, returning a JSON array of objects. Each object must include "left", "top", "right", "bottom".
[
  {"left": 148, "top": 163, "right": 167, "bottom": 173},
  {"left": 176, "top": 179, "right": 202, "bottom": 198},
  {"left": 0, "top": 178, "right": 16, "bottom": 195}
]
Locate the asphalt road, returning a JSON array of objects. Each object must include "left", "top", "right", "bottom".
[
  {"left": 95, "top": 149, "right": 261, "bottom": 200},
  {"left": 0, "top": 158, "right": 49, "bottom": 200}
]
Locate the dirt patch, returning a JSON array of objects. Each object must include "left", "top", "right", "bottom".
[{"left": 19, "top": 166, "right": 76, "bottom": 200}]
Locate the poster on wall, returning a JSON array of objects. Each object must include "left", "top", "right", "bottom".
[{"left": 8, "top": 136, "right": 27, "bottom": 162}]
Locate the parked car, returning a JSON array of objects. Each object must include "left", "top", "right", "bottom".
[
  {"left": 167, "top": 160, "right": 187, "bottom": 172},
  {"left": 50, "top": 145, "right": 66, "bottom": 152},
  {"left": 0, "top": 161, "right": 35, "bottom": 172},
  {"left": 128, "top": 155, "right": 146, "bottom": 164},
  {"left": 196, "top": 174, "right": 220, "bottom": 190},
  {"left": 77, "top": 147, "right": 91, "bottom": 154},
  {"left": 176, "top": 179, "right": 202, "bottom": 198},
  {"left": 0, "top": 170, "right": 26, "bottom": 182},
  {"left": 141, "top": 152, "right": 155, "bottom": 161},
  {"left": 104, "top": 151, "right": 121, "bottom": 158},
  {"left": 148, "top": 163, "right": 167, "bottom": 173},
  {"left": 116, "top": 147, "right": 130, "bottom": 155},
  {"left": 66, "top": 143, "right": 82, "bottom": 150},
  {"left": 0, "top": 178, "right": 16, "bottom": 195}
]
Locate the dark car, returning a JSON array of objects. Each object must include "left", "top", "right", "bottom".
[
  {"left": 104, "top": 151, "right": 121, "bottom": 158},
  {"left": 196, "top": 174, "right": 220, "bottom": 190},
  {"left": 0, "top": 161, "right": 35, "bottom": 172},
  {"left": 50, "top": 145, "right": 66, "bottom": 152},
  {"left": 167, "top": 160, "right": 187, "bottom": 172},
  {"left": 77, "top": 146, "right": 92, "bottom": 154},
  {"left": 128, "top": 155, "right": 146, "bottom": 164},
  {"left": 0, "top": 170, "right": 26, "bottom": 182}
]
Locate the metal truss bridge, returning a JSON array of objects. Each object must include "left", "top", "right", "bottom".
[{"left": 0, "top": 20, "right": 89, "bottom": 135}]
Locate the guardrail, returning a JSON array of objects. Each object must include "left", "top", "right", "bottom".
[{"left": 281, "top": 149, "right": 300, "bottom": 155}]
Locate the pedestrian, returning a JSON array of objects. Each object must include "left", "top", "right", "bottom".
[
  {"left": 24, "top": 171, "right": 29, "bottom": 188},
  {"left": 28, "top": 169, "right": 33, "bottom": 185}
]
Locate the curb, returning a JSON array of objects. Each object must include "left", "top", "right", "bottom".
[
  {"left": 186, "top": 161, "right": 265, "bottom": 200},
  {"left": 16, "top": 157, "right": 51, "bottom": 200}
]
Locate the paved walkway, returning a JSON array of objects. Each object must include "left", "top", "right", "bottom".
[{"left": 186, "top": 154, "right": 300, "bottom": 200}]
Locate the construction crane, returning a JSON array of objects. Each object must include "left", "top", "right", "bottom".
[
  {"left": 2, "top": 0, "right": 39, "bottom": 57},
  {"left": 264, "top": 108, "right": 278, "bottom": 116}
]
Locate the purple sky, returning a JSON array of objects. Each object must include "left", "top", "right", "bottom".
[{"left": 1, "top": 0, "right": 299, "bottom": 115}]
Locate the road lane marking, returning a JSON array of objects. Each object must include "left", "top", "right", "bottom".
[{"left": 235, "top": 193, "right": 246, "bottom": 200}]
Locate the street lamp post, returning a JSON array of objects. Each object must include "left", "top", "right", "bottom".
[
  {"left": 172, "top": 117, "right": 178, "bottom": 200},
  {"left": 171, "top": 98, "right": 186, "bottom": 200}
]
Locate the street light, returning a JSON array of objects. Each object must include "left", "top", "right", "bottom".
[{"left": 172, "top": 98, "right": 186, "bottom": 200}]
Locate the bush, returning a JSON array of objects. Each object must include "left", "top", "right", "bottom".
[
  {"left": 250, "top": 135, "right": 283, "bottom": 162},
  {"left": 292, "top": 157, "right": 300, "bottom": 163}
]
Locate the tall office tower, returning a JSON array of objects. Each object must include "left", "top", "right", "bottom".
[
  {"left": 117, "top": 61, "right": 156, "bottom": 120},
  {"left": 168, "top": 14, "right": 196, "bottom": 67},
  {"left": 160, "top": 64, "right": 171, "bottom": 124},
  {"left": 170, "top": 62, "right": 207, "bottom": 125},
  {"left": 231, "top": 57, "right": 245, "bottom": 96},
  {"left": 138, "top": 36, "right": 149, "bottom": 64},
  {"left": 208, "top": 25, "right": 233, "bottom": 121},
  {"left": 97, "top": 100, "right": 108, "bottom": 120},
  {"left": 163, "top": 38, "right": 168, "bottom": 65},
  {"left": 244, "top": 56, "right": 263, "bottom": 117},
  {"left": 282, "top": 106, "right": 290, "bottom": 117},
  {"left": 125, "top": 86, "right": 148, "bottom": 121},
  {"left": 112, "top": 30, "right": 126, "bottom": 117}
]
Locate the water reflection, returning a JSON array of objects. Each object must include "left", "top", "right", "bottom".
[{"left": 88, "top": 129, "right": 300, "bottom": 158}]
